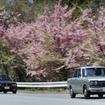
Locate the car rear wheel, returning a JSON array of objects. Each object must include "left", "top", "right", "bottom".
[
  {"left": 83, "top": 86, "right": 90, "bottom": 99},
  {"left": 70, "top": 87, "right": 76, "bottom": 98},
  {"left": 98, "top": 94, "right": 103, "bottom": 98}
]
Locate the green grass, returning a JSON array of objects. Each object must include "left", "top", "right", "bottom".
[{"left": 18, "top": 87, "right": 68, "bottom": 93}]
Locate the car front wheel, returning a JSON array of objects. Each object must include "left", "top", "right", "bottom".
[
  {"left": 3, "top": 91, "right": 7, "bottom": 94},
  {"left": 83, "top": 86, "right": 90, "bottom": 99},
  {"left": 98, "top": 93, "right": 103, "bottom": 98},
  {"left": 12, "top": 90, "right": 17, "bottom": 94},
  {"left": 70, "top": 87, "right": 76, "bottom": 98}
]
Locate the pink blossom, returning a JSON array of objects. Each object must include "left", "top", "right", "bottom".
[{"left": 3, "top": 4, "right": 105, "bottom": 70}]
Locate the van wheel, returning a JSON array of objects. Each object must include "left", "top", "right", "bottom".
[
  {"left": 70, "top": 87, "right": 76, "bottom": 98},
  {"left": 83, "top": 86, "right": 90, "bottom": 99}
]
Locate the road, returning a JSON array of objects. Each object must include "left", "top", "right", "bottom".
[{"left": 0, "top": 92, "right": 105, "bottom": 105}]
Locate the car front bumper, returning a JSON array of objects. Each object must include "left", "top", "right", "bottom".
[
  {"left": 0, "top": 86, "right": 17, "bottom": 92},
  {"left": 88, "top": 87, "right": 105, "bottom": 93}
]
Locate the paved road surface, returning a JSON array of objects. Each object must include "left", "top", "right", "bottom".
[{"left": 0, "top": 92, "right": 105, "bottom": 105}]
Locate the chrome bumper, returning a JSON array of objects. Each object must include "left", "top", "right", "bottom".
[{"left": 88, "top": 87, "right": 105, "bottom": 92}]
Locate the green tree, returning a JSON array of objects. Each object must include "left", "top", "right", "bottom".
[
  {"left": 0, "top": 40, "right": 13, "bottom": 74},
  {"left": 0, "top": 0, "right": 58, "bottom": 23}
]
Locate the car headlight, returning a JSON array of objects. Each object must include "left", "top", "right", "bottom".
[{"left": 90, "top": 81, "right": 98, "bottom": 86}]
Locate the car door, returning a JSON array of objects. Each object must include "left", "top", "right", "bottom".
[
  {"left": 70, "top": 68, "right": 80, "bottom": 93},
  {"left": 76, "top": 68, "right": 85, "bottom": 93},
  {"left": 70, "top": 68, "right": 84, "bottom": 93}
]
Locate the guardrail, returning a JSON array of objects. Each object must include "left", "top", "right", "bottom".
[{"left": 17, "top": 81, "right": 67, "bottom": 88}]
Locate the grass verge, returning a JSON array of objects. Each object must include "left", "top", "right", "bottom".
[{"left": 18, "top": 87, "right": 68, "bottom": 93}]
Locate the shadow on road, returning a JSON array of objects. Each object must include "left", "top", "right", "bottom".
[{"left": 76, "top": 96, "right": 105, "bottom": 100}]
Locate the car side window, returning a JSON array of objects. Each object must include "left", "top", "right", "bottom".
[
  {"left": 73, "top": 69, "right": 78, "bottom": 77},
  {"left": 73, "top": 69, "right": 81, "bottom": 77},
  {"left": 78, "top": 69, "right": 81, "bottom": 77},
  {"left": 82, "top": 69, "right": 85, "bottom": 77}
]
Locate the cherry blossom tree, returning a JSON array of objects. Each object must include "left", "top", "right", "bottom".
[
  {"left": 66, "top": 7, "right": 105, "bottom": 68},
  {"left": 6, "top": 23, "right": 46, "bottom": 69},
  {"left": 4, "top": 3, "right": 105, "bottom": 81}
]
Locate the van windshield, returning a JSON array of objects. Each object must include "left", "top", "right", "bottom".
[{"left": 84, "top": 68, "right": 105, "bottom": 77}]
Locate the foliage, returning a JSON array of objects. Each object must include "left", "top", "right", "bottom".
[
  {"left": 0, "top": 0, "right": 59, "bottom": 23},
  {"left": 0, "top": 0, "right": 92, "bottom": 23},
  {"left": 1, "top": 1, "right": 105, "bottom": 81},
  {"left": 0, "top": 40, "right": 13, "bottom": 74},
  {"left": 0, "top": 11, "right": 13, "bottom": 74},
  {"left": 0, "top": 9, "right": 26, "bottom": 81},
  {"left": 66, "top": 7, "right": 105, "bottom": 68},
  {"left": 4, "top": 4, "right": 105, "bottom": 81}
]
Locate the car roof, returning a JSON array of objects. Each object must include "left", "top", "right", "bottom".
[
  {"left": 0, "top": 74, "right": 8, "bottom": 76},
  {"left": 77, "top": 66, "right": 105, "bottom": 69}
]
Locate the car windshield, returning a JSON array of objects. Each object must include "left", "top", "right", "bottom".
[
  {"left": 84, "top": 68, "right": 105, "bottom": 77},
  {"left": 0, "top": 75, "right": 12, "bottom": 81}
]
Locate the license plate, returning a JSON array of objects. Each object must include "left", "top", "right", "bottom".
[
  {"left": 5, "top": 86, "right": 10, "bottom": 89},
  {"left": 103, "top": 88, "right": 105, "bottom": 91}
]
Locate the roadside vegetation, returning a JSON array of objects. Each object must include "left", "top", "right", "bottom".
[
  {"left": 18, "top": 87, "right": 67, "bottom": 93},
  {"left": 0, "top": 0, "right": 105, "bottom": 82}
]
